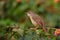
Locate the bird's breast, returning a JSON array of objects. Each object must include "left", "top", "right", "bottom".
[{"left": 30, "top": 16, "right": 38, "bottom": 26}]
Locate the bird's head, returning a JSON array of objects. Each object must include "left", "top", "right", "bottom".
[{"left": 26, "top": 11, "right": 35, "bottom": 17}]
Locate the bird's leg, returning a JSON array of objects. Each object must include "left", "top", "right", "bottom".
[{"left": 28, "top": 26, "right": 38, "bottom": 30}]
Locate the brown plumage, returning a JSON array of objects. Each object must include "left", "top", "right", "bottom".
[{"left": 26, "top": 11, "right": 48, "bottom": 33}]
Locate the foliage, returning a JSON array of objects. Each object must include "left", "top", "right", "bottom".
[{"left": 0, "top": 0, "right": 60, "bottom": 40}]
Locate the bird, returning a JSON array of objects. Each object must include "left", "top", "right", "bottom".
[{"left": 26, "top": 10, "right": 48, "bottom": 33}]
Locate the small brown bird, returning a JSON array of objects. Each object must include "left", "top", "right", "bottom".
[{"left": 26, "top": 10, "right": 48, "bottom": 33}]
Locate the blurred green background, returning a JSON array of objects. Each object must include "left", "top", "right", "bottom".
[{"left": 0, "top": 0, "right": 60, "bottom": 40}]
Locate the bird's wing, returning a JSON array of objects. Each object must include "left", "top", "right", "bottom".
[
  {"left": 32, "top": 14, "right": 47, "bottom": 32},
  {"left": 32, "top": 14, "right": 45, "bottom": 27}
]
